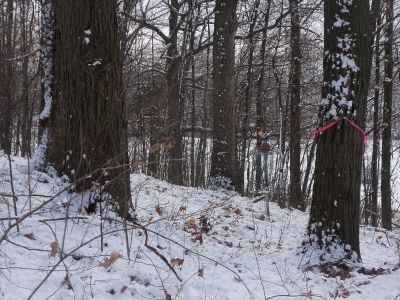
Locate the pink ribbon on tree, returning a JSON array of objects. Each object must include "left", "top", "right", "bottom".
[{"left": 312, "top": 117, "right": 368, "bottom": 145}]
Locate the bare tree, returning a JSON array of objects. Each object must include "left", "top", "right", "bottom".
[
  {"left": 210, "top": 0, "right": 238, "bottom": 188},
  {"left": 288, "top": 0, "right": 303, "bottom": 210},
  {"left": 381, "top": 0, "right": 393, "bottom": 230},
  {"left": 254, "top": 1, "right": 272, "bottom": 191},
  {"left": 0, "top": 0, "right": 14, "bottom": 155},
  {"left": 370, "top": 0, "right": 382, "bottom": 227}
]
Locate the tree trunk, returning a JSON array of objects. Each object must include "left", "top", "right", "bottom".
[
  {"left": 34, "top": 0, "right": 54, "bottom": 169},
  {"left": 239, "top": 0, "right": 260, "bottom": 194},
  {"left": 381, "top": 0, "right": 393, "bottom": 230},
  {"left": 196, "top": 36, "right": 211, "bottom": 188},
  {"left": 21, "top": 0, "right": 32, "bottom": 157},
  {"left": 272, "top": 14, "right": 287, "bottom": 207},
  {"left": 166, "top": 0, "right": 184, "bottom": 186},
  {"left": 288, "top": 0, "right": 303, "bottom": 210},
  {"left": 210, "top": 0, "right": 238, "bottom": 188},
  {"left": 370, "top": 6, "right": 381, "bottom": 227},
  {"left": 0, "top": 0, "right": 14, "bottom": 155},
  {"left": 49, "top": 0, "right": 131, "bottom": 217},
  {"left": 189, "top": 0, "right": 196, "bottom": 187},
  {"left": 307, "top": 0, "right": 371, "bottom": 260},
  {"left": 147, "top": 33, "right": 160, "bottom": 177},
  {"left": 302, "top": 140, "right": 316, "bottom": 202},
  {"left": 255, "top": 1, "right": 271, "bottom": 191}
]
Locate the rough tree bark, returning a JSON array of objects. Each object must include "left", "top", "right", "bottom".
[
  {"left": 0, "top": 0, "right": 14, "bottom": 155},
  {"left": 301, "top": 140, "right": 316, "bottom": 202},
  {"left": 166, "top": 0, "right": 184, "bottom": 186},
  {"left": 189, "top": 0, "right": 196, "bottom": 187},
  {"left": 307, "top": 0, "right": 371, "bottom": 260},
  {"left": 370, "top": 3, "right": 381, "bottom": 227},
  {"left": 196, "top": 30, "right": 211, "bottom": 188},
  {"left": 20, "top": 0, "right": 32, "bottom": 158},
  {"left": 48, "top": 0, "right": 131, "bottom": 217},
  {"left": 381, "top": 0, "right": 393, "bottom": 230},
  {"left": 288, "top": 0, "right": 303, "bottom": 210},
  {"left": 34, "top": 0, "right": 54, "bottom": 169},
  {"left": 147, "top": 33, "right": 161, "bottom": 177},
  {"left": 210, "top": 0, "right": 238, "bottom": 188}
]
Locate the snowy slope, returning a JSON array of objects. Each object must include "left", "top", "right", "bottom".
[{"left": 0, "top": 155, "right": 399, "bottom": 300}]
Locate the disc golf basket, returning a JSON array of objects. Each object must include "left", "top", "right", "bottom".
[
  {"left": 257, "top": 141, "right": 271, "bottom": 153},
  {"left": 250, "top": 129, "right": 280, "bottom": 209},
  {"left": 255, "top": 130, "right": 271, "bottom": 155}
]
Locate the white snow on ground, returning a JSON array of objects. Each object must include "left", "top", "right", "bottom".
[{"left": 0, "top": 155, "right": 399, "bottom": 300}]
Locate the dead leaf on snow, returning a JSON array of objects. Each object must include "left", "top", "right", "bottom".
[
  {"left": 199, "top": 215, "right": 211, "bottom": 233},
  {"left": 120, "top": 286, "right": 128, "bottom": 294},
  {"left": 171, "top": 257, "right": 184, "bottom": 268},
  {"left": 24, "top": 232, "right": 36, "bottom": 240},
  {"left": 50, "top": 241, "right": 58, "bottom": 257},
  {"left": 225, "top": 241, "right": 233, "bottom": 248},
  {"left": 186, "top": 218, "right": 196, "bottom": 226},
  {"left": 100, "top": 251, "right": 122, "bottom": 268},
  {"left": 191, "top": 234, "right": 203, "bottom": 244},
  {"left": 234, "top": 208, "right": 242, "bottom": 215},
  {"left": 155, "top": 205, "right": 163, "bottom": 216},
  {"left": 198, "top": 267, "right": 204, "bottom": 278}
]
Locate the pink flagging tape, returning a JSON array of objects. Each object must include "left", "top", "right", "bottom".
[
  {"left": 312, "top": 117, "right": 368, "bottom": 145},
  {"left": 346, "top": 118, "right": 368, "bottom": 144},
  {"left": 311, "top": 119, "right": 341, "bottom": 140}
]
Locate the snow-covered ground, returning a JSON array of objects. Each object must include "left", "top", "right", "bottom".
[{"left": 0, "top": 155, "right": 399, "bottom": 300}]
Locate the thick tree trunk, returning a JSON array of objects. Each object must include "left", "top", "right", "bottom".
[
  {"left": 288, "top": 0, "right": 303, "bottom": 210},
  {"left": 50, "top": 0, "right": 131, "bottom": 217},
  {"left": 381, "top": 0, "right": 393, "bottom": 230},
  {"left": 210, "top": 0, "right": 238, "bottom": 188},
  {"left": 307, "top": 0, "right": 371, "bottom": 260}
]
